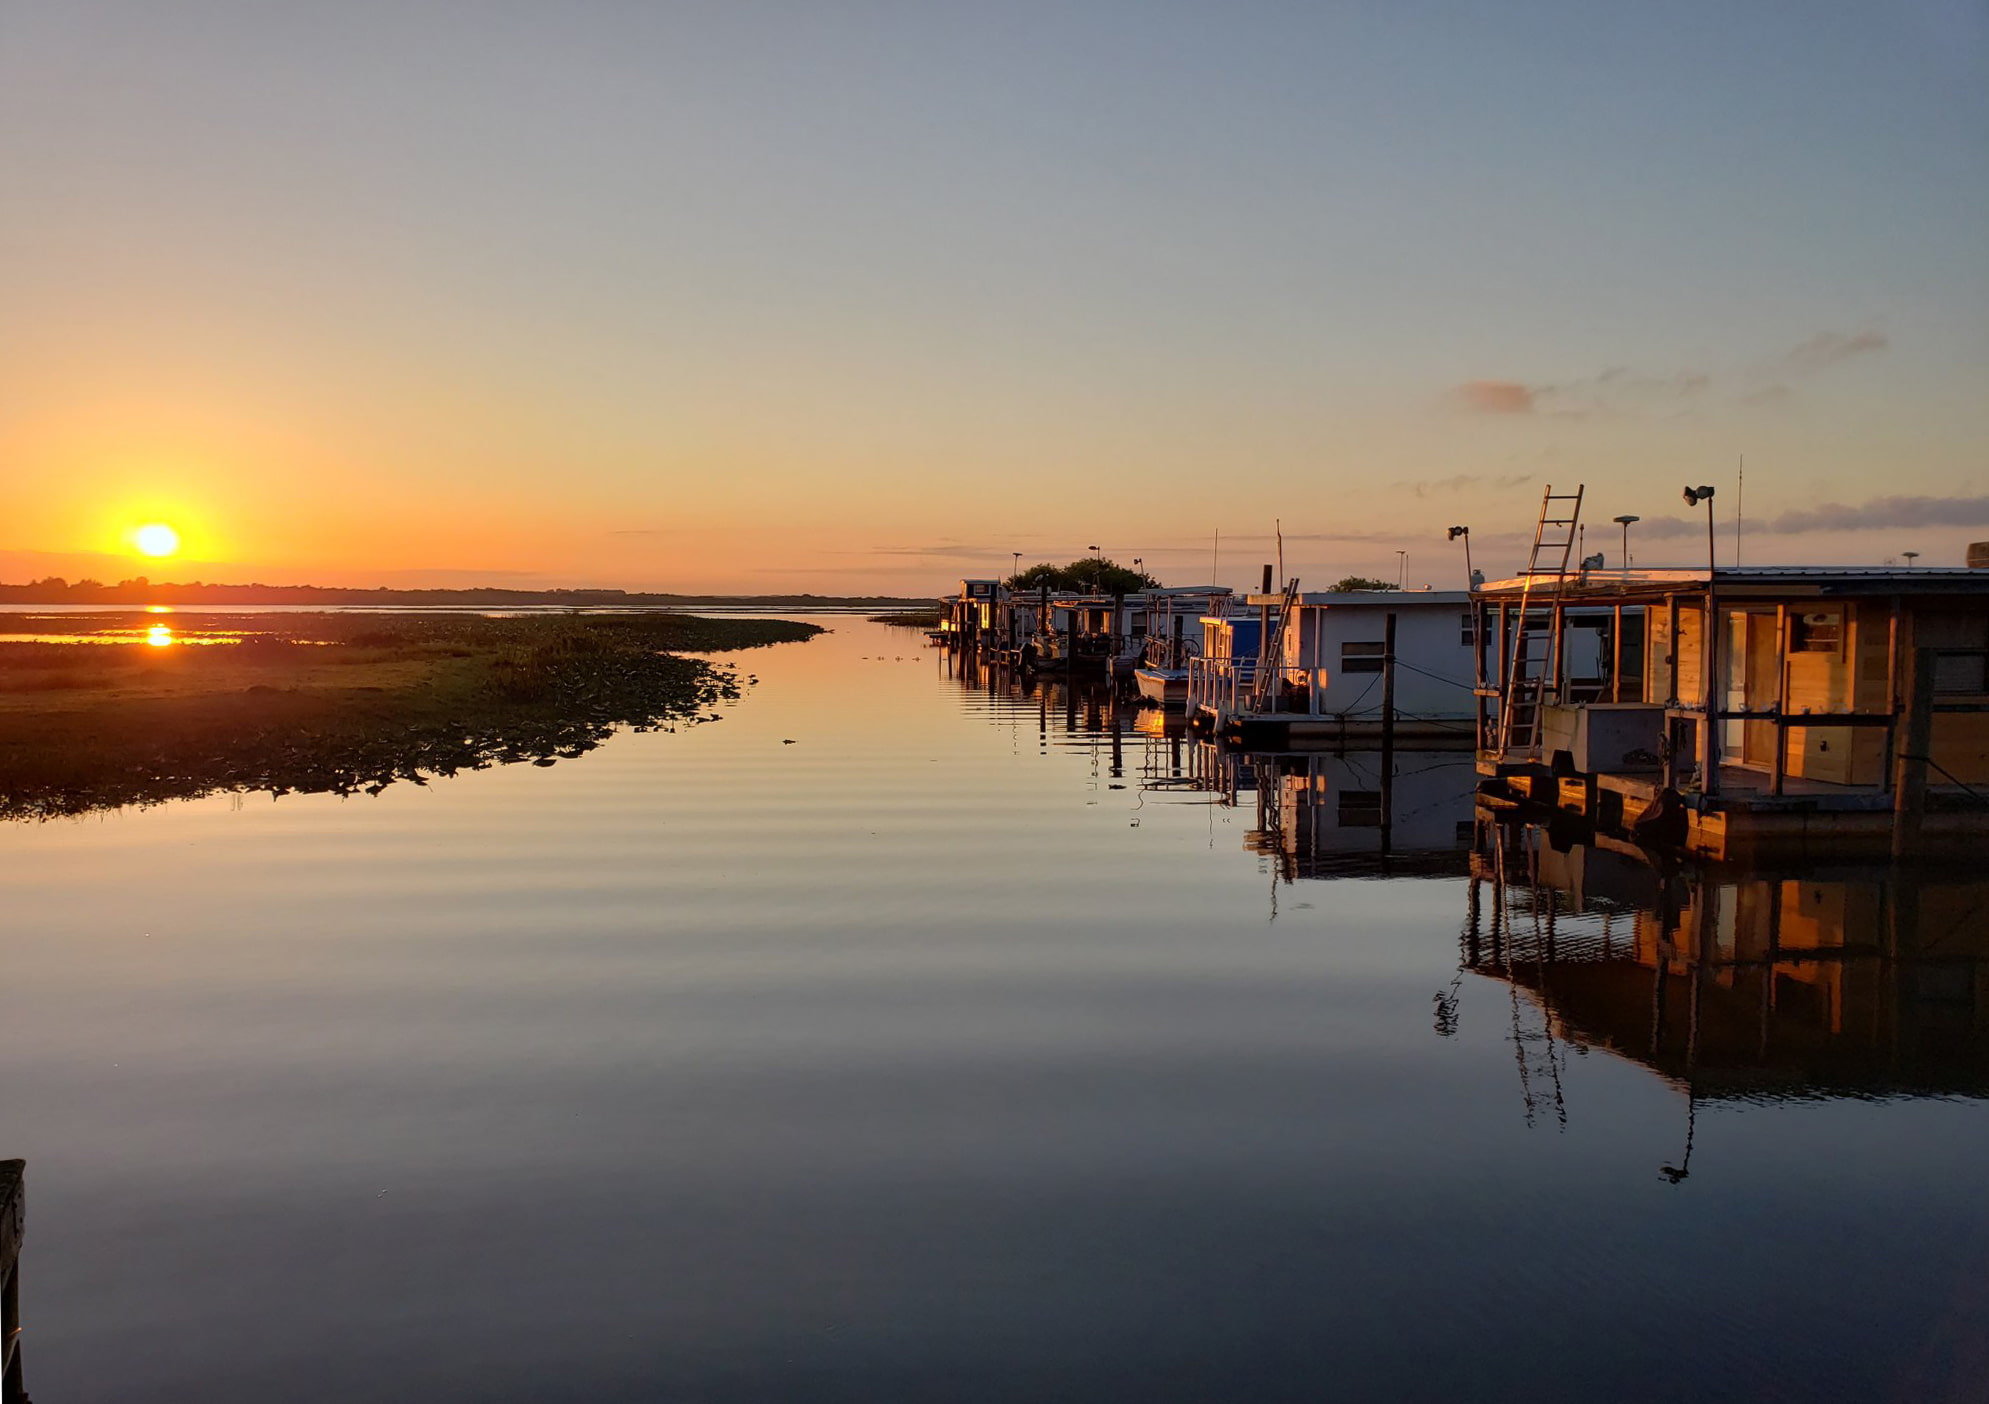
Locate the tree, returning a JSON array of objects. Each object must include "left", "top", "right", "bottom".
[
  {"left": 1329, "top": 575, "right": 1398, "bottom": 592},
  {"left": 1008, "top": 557, "right": 1161, "bottom": 594}
]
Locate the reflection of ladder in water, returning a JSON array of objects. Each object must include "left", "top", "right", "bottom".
[
  {"left": 1496, "top": 485, "right": 1585, "bottom": 758},
  {"left": 1248, "top": 578, "right": 1301, "bottom": 711},
  {"left": 1494, "top": 829, "right": 1569, "bottom": 1129}
]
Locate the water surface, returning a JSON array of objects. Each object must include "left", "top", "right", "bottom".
[{"left": 1, "top": 619, "right": 1985, "bottom": 1401}]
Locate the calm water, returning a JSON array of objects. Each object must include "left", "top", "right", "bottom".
[{"left": 2, "top": 619, "right": 1987, "bottom": 1402}]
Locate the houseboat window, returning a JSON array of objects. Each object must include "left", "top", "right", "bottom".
[
  {"left": 1934, "top": 650, "right": 1989, "bottom": 695},
  {"left": 1341, "top": 640, "right": 1386, "bottom": 674},
  {"left": 1460, "top": 614, "right": 1475, "bottom": 646},
  {"left": 1790, "top": 610, "right": 1841, "bottom": 654},
  {"left": 1337, "top": 790, "right": 1382, "bottom": 826}
]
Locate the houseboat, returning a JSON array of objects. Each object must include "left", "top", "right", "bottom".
[
  {"left": 1474, "top": 563, "right": 1989, "bottom": 861},
  {"left": 938, "top": 578, "right": 1005, "bottom": 651},
  {"left": 1188, "top": 588, "right": 1478, "bottom": 746},
  {"left": 1130, "top": 586, "right": 1234, "bottom": 707}
]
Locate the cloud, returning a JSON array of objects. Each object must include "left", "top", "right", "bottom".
[
  {"left": 1451, "top": 380, "right": 1535, "bottom": 414},
  {"left": 1764, "top": 493, "right": 1989, "bottom": 534},
  {"left": 1780, "top": 330, "right": 1888, "bottom": 373},
  {"left": 861, "top": 542, "right": 1020, "bottom": 560},
  {"left": 1738, "top": 383, "right": 1797, "bottom": 408},
  {"left": 1453, "top": 329, "right": 1885, "bottom": 421},
  {"left": 1402, "top": 472, "right": 1533, "bottom": 497},
  {"left": 1616, "top": 493, "right": 1989, "bottom": 541}
]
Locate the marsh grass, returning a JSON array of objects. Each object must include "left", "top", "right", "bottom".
[
  {"left": 0, "top": 612, "right": 821, "bottom": 819},
  {"left": 869, "top": 609, "right": 942, "bottom": 628}
]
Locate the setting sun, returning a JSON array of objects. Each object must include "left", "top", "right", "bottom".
[{"left": 134, "top": 523, "right": 181, "bottom": 558}]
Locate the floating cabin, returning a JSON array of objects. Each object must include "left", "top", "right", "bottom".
[
  {"left": 1473, "top": 564, "right": 1989, "bottom": 860},
  {"left": 1188, "top": 589, "right": 1478, "bottom": 746},
  {"left": 1468, "top": 824, "right": 1989, "bottom": 1104},
  {"left": 938, "top": 579, "right": 1233, "bottom": 676}
]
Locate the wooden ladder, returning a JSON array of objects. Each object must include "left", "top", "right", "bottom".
[
  {"left": 1496, "top": 485, "right": 1585, "bottom": 758},
  {"left": 1249, "top": 578, "right": 1301, "bottom": 710}
]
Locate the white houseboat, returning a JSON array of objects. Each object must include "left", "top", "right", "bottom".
[{"left": 1188, "top": 589, "right": 1478, "bottom": 745}]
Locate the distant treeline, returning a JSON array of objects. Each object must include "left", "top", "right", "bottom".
[{"left": 0, "top": 577, "right": 932, "bottom": 609}]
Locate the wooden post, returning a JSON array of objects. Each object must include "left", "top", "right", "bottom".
[
  {"left": 1891, "top": 646, "right": 1937, "bottom": 860},
  {"left": 1701, "top": 593, "right": 1721, "bottom": 796},
  {"left": 1882, "top": 598, "right": 1903, "bottom": 793},
  {"left": 1474, "top": 599, "right": 1490, "bottom": 749},
  {"left": 1380, "top": 612, "right": 1397, "bottom": 856},
  {"left": 1258, "top": 566, "right": 1272, "bottom": 710},
  {"left": 1771, "top": 603, "right": 1789, "bottom": 796},
  {"left": 1611, "top": 602, "right": 1624, "bottom": 703},
  {"left": 2, "top": 1159, "right": 22, "bottom": 1404},
  {"left": 1665, "top": 596, "right": 1682, "bottom": 706}
]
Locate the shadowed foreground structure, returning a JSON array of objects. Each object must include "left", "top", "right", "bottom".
[{"left": 1, "top": 1160, "right": 21, "bottom": 1403}]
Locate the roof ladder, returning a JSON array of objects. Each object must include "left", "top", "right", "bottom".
[
  {"left": 1495, "top": 484, "right": 1585, "bottom": 758},
  {"left": 1249, "top": 577, "right": 1302, "bottom": 711}
]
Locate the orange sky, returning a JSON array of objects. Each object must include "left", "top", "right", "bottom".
[{"left": 3, "top": 6, "right": 1984, "bottom": 595}]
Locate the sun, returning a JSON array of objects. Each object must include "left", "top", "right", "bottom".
[{"left": 134, "top": 523, "right": 181, "bottom": 558}]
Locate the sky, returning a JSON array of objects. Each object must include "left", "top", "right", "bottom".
[{"left": 2, "top": 1, "right": 1985, "bottom": 593}]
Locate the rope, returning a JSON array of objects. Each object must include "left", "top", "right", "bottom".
[{"left": 1901, "top": 754, "right": 1989, "bottom": 805}]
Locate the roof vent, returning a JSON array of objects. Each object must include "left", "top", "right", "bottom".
[{"left": 1971, "top": 542, "right": 1989, "bottom": 569}]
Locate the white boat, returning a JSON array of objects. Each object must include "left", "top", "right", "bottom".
[{"left": 1132, "top": 635, "right": 1196, "bottom": 708}]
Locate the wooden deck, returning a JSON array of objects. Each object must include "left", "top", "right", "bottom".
[{"left": 1477, "top": 761, "right": 1988, "bottom": 862}]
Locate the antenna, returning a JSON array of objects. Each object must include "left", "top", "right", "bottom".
[{"left": 1736, "top": 453, "right": 1744, "bottom": 566}]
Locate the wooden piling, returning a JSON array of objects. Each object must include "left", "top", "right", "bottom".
[
  {"left": 1891, "top": 646, "right": 1937, "bottom": 859},
  {"left": 2, "top": 1159, "right": 22, "bottom": 1404},
  {"left": 1380, "top": 611, "right": 1397, "bottom": 855}
]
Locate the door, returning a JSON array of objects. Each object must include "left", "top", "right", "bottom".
[{"left": 1723, "top": 611, "right": 1780, "bottom": 768}]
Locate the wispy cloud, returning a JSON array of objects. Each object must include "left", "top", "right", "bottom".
[
  {"left": 1631, "top": 493, "right": 1989, "bottom": 540},
  {"left": 1401, "top": 472, "right": 1533, "bottom": 497},
  {"left": 1451, "top": 380, "right": 1535, "bottom": 414},
  {"left": 1454, "top": 328, "right": 1887, "bottom": 419},
  {"left": 1779, "top": 330, "right": 1888, "bottom": 373}
]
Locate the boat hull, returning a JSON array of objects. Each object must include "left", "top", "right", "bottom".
[{"left": 1133, "top": 666, "right": 1188, "bottom": 709}]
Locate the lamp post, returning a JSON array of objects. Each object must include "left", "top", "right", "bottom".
[
  {"left": 1446, "top": 526, "right": 1473, "bottom": 587},
  {"left": 1011, "top": 551, "right": 1021, "bottom": 584},
  {"left": 1395, "top": 550, "right": 1408, "bottom": 587},
  {"left": 1683, "top": 485, "right": 1719, "bottom": 793},
  {"left": 1613, "top": 515, "right": 1640, "bottom": 573}
]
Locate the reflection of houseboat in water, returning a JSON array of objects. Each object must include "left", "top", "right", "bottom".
[
  {"left": 1225, "top": 750, "right": 1478, "bottom": 878},
  {"left": 1467, "top": 821, "right": 1989, "bottom": 1113}
]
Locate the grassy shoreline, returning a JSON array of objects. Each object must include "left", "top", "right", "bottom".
[
  {"left": 0, "top": 612, "right": 822, "bottom": 819},
  {"left": 867, "top": 608, "right": 941, "bottom": 628}
]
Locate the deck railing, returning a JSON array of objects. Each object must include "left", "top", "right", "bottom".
[{"left": 1187, "top": 660, "right": 1330, "bottom": 719}]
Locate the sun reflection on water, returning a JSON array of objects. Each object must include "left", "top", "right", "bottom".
[{"left": 146, "top": 626, "right": 174, "bottom": 648}]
